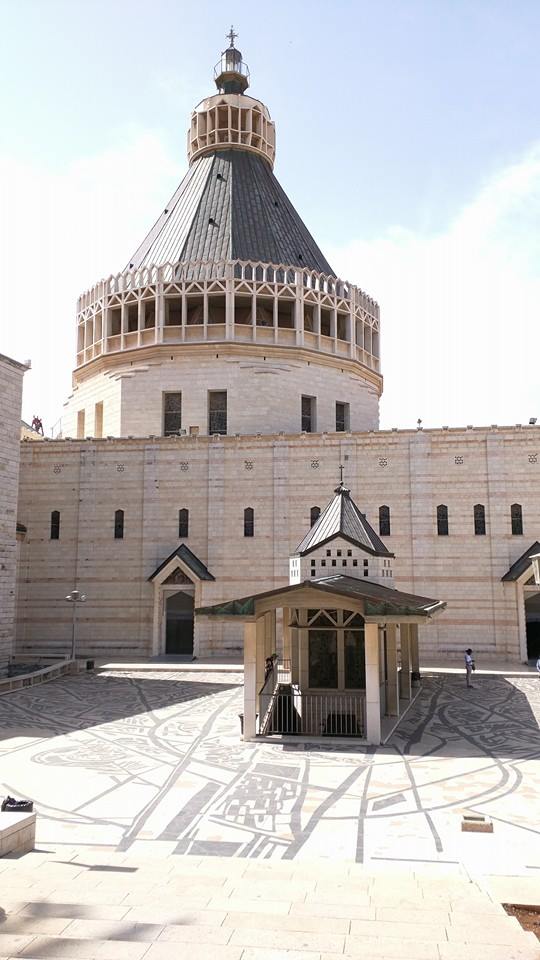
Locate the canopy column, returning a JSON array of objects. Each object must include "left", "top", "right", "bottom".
[
  {"left": 410, "top": 622, "right": 420, "bottom": 685},
  {"left": 282, "top": 606, "right": 292, "bottom": 664},
  {"left": 385, "top": 624, "right": 399, "bottom": 716},
  {"left": 399, "top": 623, "right": 412, "bottom": 701},
  {"left": 243, "top": 621, "right": 257, "bottom": 740},
  {"left": 365, "top": 622, "right": 381, "bottom": 744}
]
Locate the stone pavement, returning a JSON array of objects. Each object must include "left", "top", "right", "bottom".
[
  {"left": 0, "top": 849, "right": 539, "bottom": 959},
  {"left": 1, "top": 670, "right": 539, "bottom": 871},
  {"left": 1, "top": 669, "right": 540, "bottom": 958}
]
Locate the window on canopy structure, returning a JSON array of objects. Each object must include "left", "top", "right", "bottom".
[
  {"left": 437, "top": 504, "right": 449, "bottom": 536},
  {"left": 244, "top": 507, "right": 254, "bottom": 537},
  {"left": 379, "top": 505, "right": 391, "bottom": 536},
  {"left": 474, "top": 504, "right": 486, "bottom": 536},
  {"left": 310, "top": 506, "right": 321, "bottom": 526},
  {"left": 511, "top": 503, "right": 523, "bottom": 536},
  {"left": 178, "top": 509, "right": 189, "bottom": 538},
  {"left": 308, "top": 630, "right": 338, "bottom": 688}
]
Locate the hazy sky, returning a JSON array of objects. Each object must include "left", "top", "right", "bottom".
[{"left": 1, "top": 0, "right": 539, "bottom": 431}]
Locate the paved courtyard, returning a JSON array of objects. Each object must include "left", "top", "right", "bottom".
[{"left": 1, "top": 669, "right": 539, "bottom": 873}]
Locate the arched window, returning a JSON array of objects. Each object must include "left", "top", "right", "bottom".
[
  {"left": 437, "top": 504, "right": 448, "bottom": 536},
  {"left": 50, "top": 510, "right": 60, "bottom": 540},
  {"left": 310, "top": 506, "right": 321, "bottom": 526},
  {"left": 178, "top": 508, "right": 189, "bottom": 538},
  {"left": 379, "top": 505, "right": 391, "bottom": 537},
  {"left": 511, "top": 503, "right": 523, "bottom": 536},
  {"left": 114, "top": 509, "right": 124, "bottom": 540},
  {"left": 474, "top": 504, "right": 486, "bottom": 536},
  {"left": 244, "top": 507, "right": 254, "bottom": 537}
]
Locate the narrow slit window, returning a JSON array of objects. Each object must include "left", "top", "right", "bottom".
[
  {"left": 178, "top": 508, "right": 189, "bottom": 538},
  {"left": 379, "top": 505, "right": 391, "bottom": 536},
  {"left": 114, "top": 509, "right": 124, "bottom": 540},
  {"left": 301, "top": 395, "right": 316, "bottom": 432},
  {"left": 50, "top": 510, "right": 60, "bottom": 540},
  {"left": 310, "top": 506, "right": 321, "bottom": 526},
  {"left": 511, "top": 503, "right": 523, "bottom": 536},
  {"left": 244, "top": 507, "right": 254, "bottom": 537},
  {"left": 474, "top": 504, "right": 486, "bottom": 536},
  {"left": 437, "top": 504, "right": 449, "bottom": 536}
]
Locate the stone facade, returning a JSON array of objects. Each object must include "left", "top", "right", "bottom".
[
  {"left": 62, "top": 346, "right": 380, "bottom": 441},
  {"left": 0, "top": 353, "right": 28, "bottom": 669},
  {"left": 13, "top": 42, "right": 540, "bottom": 667},
  {"left": 15, "top": 424, "right": 539, "bottom": 663}
]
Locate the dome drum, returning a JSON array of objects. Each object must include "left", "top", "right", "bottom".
[{"left": 75, "top": 258, "right": 381, "bottom": 379}]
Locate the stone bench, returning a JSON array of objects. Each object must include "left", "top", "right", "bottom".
[{"left": 0, "top": 811, "right": 36, "bottom": 856}]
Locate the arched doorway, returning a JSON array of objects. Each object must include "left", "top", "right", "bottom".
[{"left": 165, "top": 590, "right": 194, "bottom": 655}]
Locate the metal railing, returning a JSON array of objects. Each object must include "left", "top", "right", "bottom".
[{"left": 261, "top": 685, "right": 365, "bottom": 738}]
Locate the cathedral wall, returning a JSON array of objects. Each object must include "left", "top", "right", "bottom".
[
  {"left": 62, "top": 372, "right": 122, "bottom": 439},
  {"left": 0, "top": 355, "right": 26, "bottom": 669},
  {"left": 64, "top": 351, "right": 380, "bottom": 439},
  {"left": 15, "top": 426, "right": 539, "bottom": 663}
]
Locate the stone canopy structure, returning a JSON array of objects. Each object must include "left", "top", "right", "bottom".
[{"left": 12, "top": 31, "right": 540, "bottom": 670}]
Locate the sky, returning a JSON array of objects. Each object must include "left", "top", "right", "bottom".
[{"left": 0, "top": 0, "right": 539, "bottom": 432}]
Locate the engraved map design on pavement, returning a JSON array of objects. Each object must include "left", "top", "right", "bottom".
[{"left": 1, "top": 670, "right": 539, "bottom": 868}]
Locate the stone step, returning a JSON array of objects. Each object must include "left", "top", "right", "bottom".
[{"left": 0, "top": 852, "right": 538, "bottom": 960}]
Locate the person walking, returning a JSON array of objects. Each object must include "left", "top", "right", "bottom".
[{"left": 465, "top": 648, "right": 475, "bottom": 688}]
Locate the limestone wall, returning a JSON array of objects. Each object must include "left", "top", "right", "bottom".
[
  {"left": 62, "top": 347, "right": 380, "bottom": 439},
  {"left": 15, "top": 425, "right": 540, "bottom": 662},
  {"left": 0, "top": 353, "right": 27, "bottom": 668},
  {"left": 62, "top": 371, "right": 121, "bottom": 439}
]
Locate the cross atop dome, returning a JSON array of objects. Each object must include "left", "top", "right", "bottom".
[{"left": 214, "top": 27, "right": 250, "bottom": 94}]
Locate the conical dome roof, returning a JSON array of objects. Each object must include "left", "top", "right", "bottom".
[{"left": 126, "top": 149, "right": 335, "bottom": 275}]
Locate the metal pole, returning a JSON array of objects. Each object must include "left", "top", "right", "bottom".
[{"left": 70, "top": 602, "right": 76, "bottom": 660}]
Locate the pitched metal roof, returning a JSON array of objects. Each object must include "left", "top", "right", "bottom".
[
  {"left": 196, "top": 575, "right": 445, "bottom": 620},
  {"left": 295, "top": 484, "right": 393, "bottom": 558},
  {"left": 148, "top": 544, "right": 215, "bottom": 582},
  {"left": 501, "top": 541, "right": 540, "bottom": 581},
  {"left": 126, "top": 149, "right": 335, "bottom": 275}
]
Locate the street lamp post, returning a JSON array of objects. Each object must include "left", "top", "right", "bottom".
[{"left": 65, "top": 589, "right": 86, "bottom": 661}]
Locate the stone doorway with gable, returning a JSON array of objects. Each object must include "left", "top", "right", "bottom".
[{"left": 148, "top": 545, "right": 215, "bottom": 658}]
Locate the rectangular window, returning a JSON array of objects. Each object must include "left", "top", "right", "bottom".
[
  {"left": 335, "top": 401, "right": 349, "bottom": 432},
  {"left": 301, "top": 395, "right": 316, "bottom": 433},
  {"left": 209, "top": 391, "right": 227, "bottom": 435},
  {"left": 94, "top": 402, "right": 103, "bottom": 439},
  {"left": 474, "top": 504, "right": 486, "bottom": 536},
  {"left": 308, "top": 630, "right": 338, "bottom": 688},
  {"left": 344, "top": 630, "right": 365, "bottom": 688},
  {"left": 437, "top": 504, "right": 449, "bottom": 536},
  {"left": 50, "top": 510, "right": 60, "bottom": 540},
  {"left": 178, "top": 509, "right": 189, "bottom": 538},
  {"left": 163, "top": 392, "right": 182, "bottom": 436},
  {"left": 511, "top": 503, "right": 523, "bottom": 536},
  {"left": 77, "top": 409, "right": 85, "bottom": 439}
]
